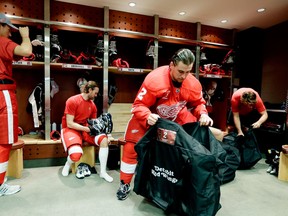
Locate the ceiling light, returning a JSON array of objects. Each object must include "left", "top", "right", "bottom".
[
  {"left": 129, "top": 2, "right": 136, "bottom": 7},
  {"left": 221, "top": 20, "right": 228, "bottom": 23},
  {"left": 179, "top": 11, "right": 186, "bottom": 16},
  {"left": 257, "top": 8, "right": 265, "bottom": 13}
]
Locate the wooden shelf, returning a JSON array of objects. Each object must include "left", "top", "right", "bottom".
[
  {"left": 13, "top": 62, "right": 152, "bottom": 75},
  {"left": 199, "top": 73, "right": 232, "bottom": 79},
  {"left": 50, "top": 63, "right": 102, "bottom": 72},
  {"left": 108, "top": 67, "right": 151, "bottom": 75},
  {"left": 12, "top": 61, "right": 44, "bottom": 70}
]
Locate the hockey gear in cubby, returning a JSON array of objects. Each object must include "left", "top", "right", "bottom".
[
  {"left": 222, "top": 49, "right": 234, "bottom": 65},
  {"left": 199, "top": 63, "right": 225, "bottom": 75},
  {"left": 57, "top": 49, "right": 78, "bottom": 64},
  {"left": 145, "top": 39, "right": 155, "bottom": 69},
  {"left": 50, "top": 34, "right": 62, "bottom": 63},
  {"left": 146, "top": 39, "right": 155, "bottom": 58},
  {"left": 77, "top": 46, "right": 96, "bottom": 65},
  {"left": 26, "top": 83, "right": 44, "bottom": 128},
  {"left": 112, "top": 58, "right": 129, "bottom": 68},
  {"left": 95, "top": 34, "right": 104, "bottom": 66},
  {"left": 200, "top": 52, "right": 207, "bottom": 61},
  {"left": 109, "top": 36, "right": 118, "bottom": 62},
  {"left": 31, "top": 35, "right": 45, "bottom": 61}
]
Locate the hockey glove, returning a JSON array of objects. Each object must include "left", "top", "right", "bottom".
[
  {"left": 87, "top": 118, "right": 106, "bottom": 136},
  {"left": 101, "top": 113, "right": 113, "bottom": 134}
]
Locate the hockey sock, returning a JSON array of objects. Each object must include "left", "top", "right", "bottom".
[
  {"left": 99, "top": 147, "right": 113, "bottom": 182},
  {"left": 62, "top": 155, "right": 73, "bottom": 176}
]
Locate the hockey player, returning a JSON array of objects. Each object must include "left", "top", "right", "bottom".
[
  {"left": 0, "top": 13, "right": 32, "bottom": 196},
  {"left": 229, "top": 87, "right": 268, "bottom": 136},
  {"left": 116, "top": 48, "right": 214, "bottom": 200},
  {"left": 202, "top": 79, "right": 218, "bottom": 112},
  {"left": 61, "top": 81, "right": 113, "bottom": 182}
]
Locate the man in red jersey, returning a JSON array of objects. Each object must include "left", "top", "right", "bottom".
[
  {"left": 116, "top": 48, "right": 215, "bottom": 200},
  {"left": 0, "top": 13, "right": 32, "bottom": 196},
  {"left": 230, "top": 87, "right": 268, "bottom": 136},
  {"left": 61, "top": 81, "right": 113, "bottom": 182}
]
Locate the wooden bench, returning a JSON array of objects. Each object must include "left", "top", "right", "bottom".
[
  {"left": 18, "top": 133, "right": 124, "bottom": 172},
  {"left": 71, "top": 137, "right": 125, "bottom": 173},
  {"left": 7, "top": 140, "right": 24, "bottom": 179},
  {"left": 71, "top": 143, "right": 96, "bottom": 173}
]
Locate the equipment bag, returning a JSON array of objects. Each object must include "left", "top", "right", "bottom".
[
  {"left": 223, "top": 129, "right": 262, "bottom": 170},
  {"left": 183, "top": 123, "right": 240, "bottom": 184},
  {"left": 219, "top": 142, "right": 241, "bottom": 183}
]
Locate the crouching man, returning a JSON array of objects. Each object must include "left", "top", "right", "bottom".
[{"left": 61, "top": 81, "right": 113, "bottom": 183}]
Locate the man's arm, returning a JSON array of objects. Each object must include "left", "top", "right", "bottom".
[
  {"left": 13, "top": 27, "right": 32, "bottom": 57},
  {"left": 132, "top": 86, "right": 158, "bottom": 127},
  {"left": 66, "top": 114, "right": 90, "bottom": 133},
  {"left": 233, "top": 112, "right": 244, "bottom": 136},
  {"left": 252, "top": 110, "right": 268, "bottom": 128}
]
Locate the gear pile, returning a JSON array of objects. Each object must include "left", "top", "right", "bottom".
[{"left": 199, "top": 49, "right": 234, "bottom": 76}]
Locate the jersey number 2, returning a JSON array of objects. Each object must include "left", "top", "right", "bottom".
[{"left": 137, "top": 87, "right": 147, "bottom": 100}]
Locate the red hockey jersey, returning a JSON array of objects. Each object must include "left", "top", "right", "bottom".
[{"left": 125, "top": 65, "right": 207, "bottom": 143}]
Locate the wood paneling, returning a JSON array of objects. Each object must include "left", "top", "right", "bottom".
[
  {"left": 109, "top": 10, "right": 154, "bottom": 35},
  {"left": 159, "top": 18, "right": 197, "bottom": 40}
]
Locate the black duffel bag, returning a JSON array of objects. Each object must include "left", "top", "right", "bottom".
[{"left": 223, "top": 129, "right": 262, "bottom": 170}]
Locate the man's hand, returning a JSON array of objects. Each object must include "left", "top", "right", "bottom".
[
  {"left": 199, "top": 114, "right": 213, "bottom": 126},
  {"left": 147, "top": 113, "right": 160, "bottom": 126},
  {"left": 237, "top": 131, "right": 244, "bottom": 137},
  {"left": 31, "top": 39, "right": 44, "bottom": 46},
  {"left": 19, "top": 26, "right": 30, "bottom": 38},
  {"left": 251, "top": 121, "right": 261, "bottom": 129}
]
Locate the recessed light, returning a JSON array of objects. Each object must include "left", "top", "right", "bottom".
[
  {"left": 179, "top": 11, "right": 186, "bottom": 16},
  {"left": 221, "top": 20, "right": 228, "bottom": 23},
  {"left": 257, "top": 8, "right": 265, "bottom": 13},
  {"left": 129, "top": 2, "right": 136, "bottom": 7}
]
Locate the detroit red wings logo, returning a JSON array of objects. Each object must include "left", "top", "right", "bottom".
[{"left": 156, "top": 101, "right": 187, "bottom": 121}]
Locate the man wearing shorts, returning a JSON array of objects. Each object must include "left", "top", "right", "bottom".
[{"left": 61, "top": 81, "right": 113, "bottom": 183}]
